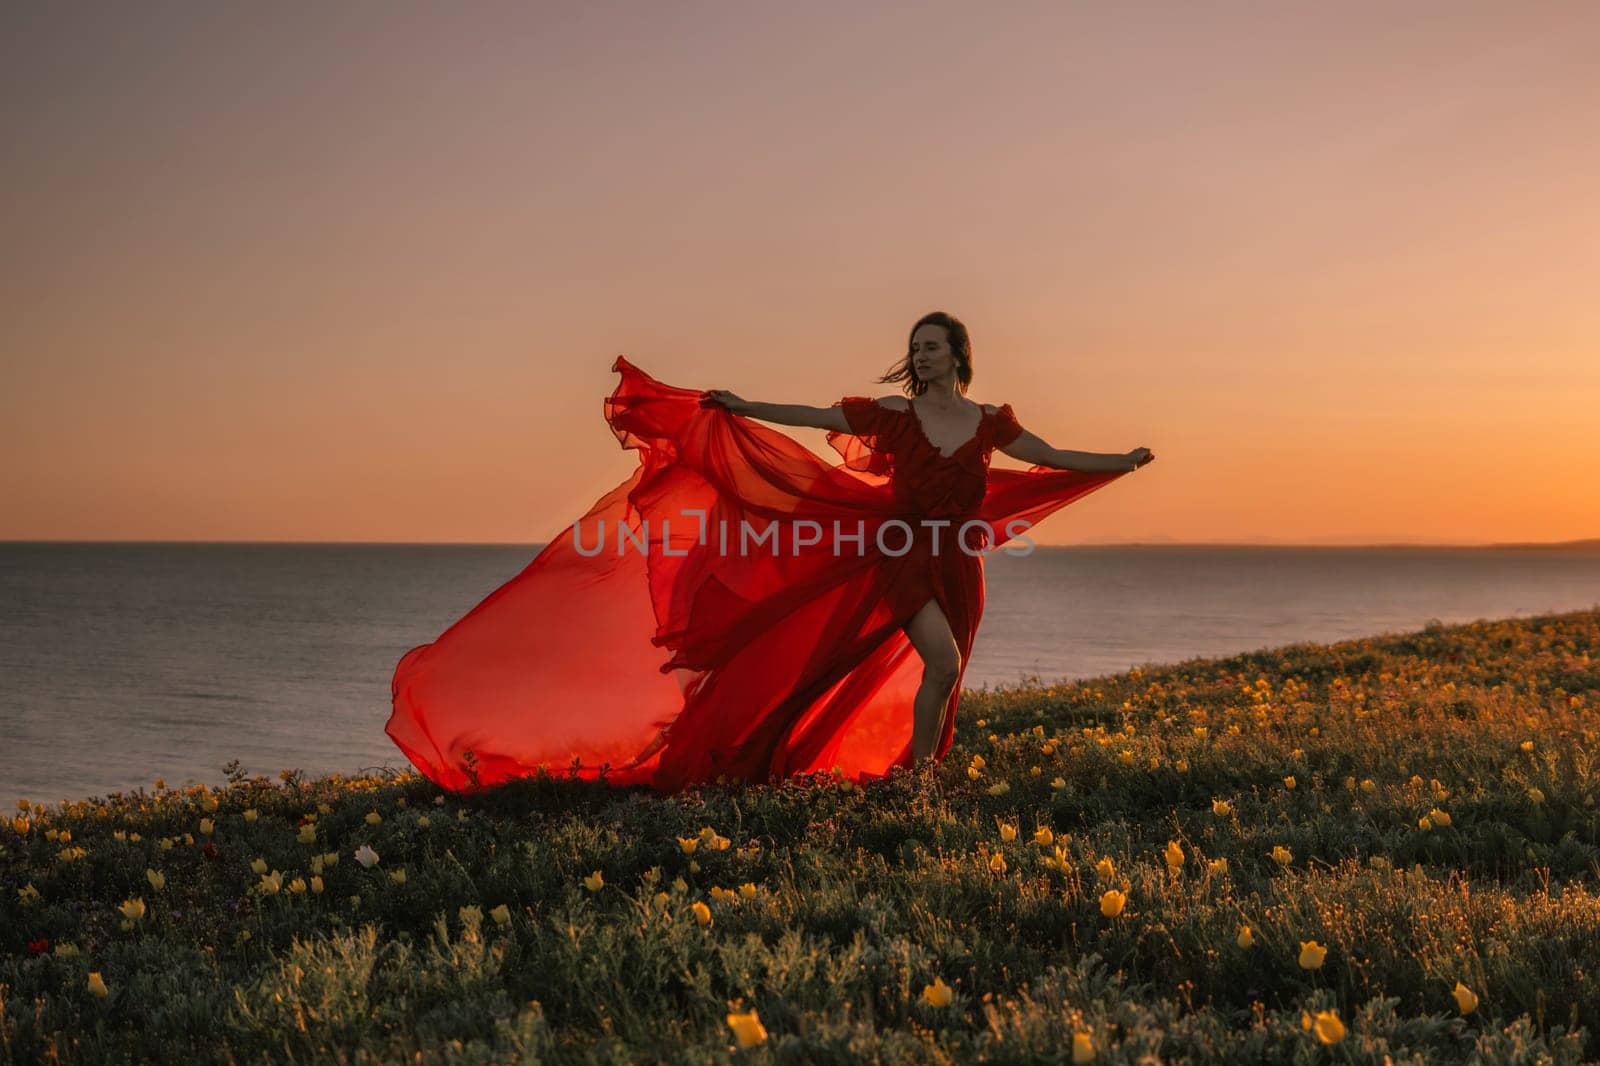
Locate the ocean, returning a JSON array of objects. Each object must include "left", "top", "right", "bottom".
[{"left": 3, "top": 541, "right": 1597, "bottom": 804}]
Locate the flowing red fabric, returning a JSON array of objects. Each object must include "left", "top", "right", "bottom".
[{"left": 387, "top": 356, "right": 1125, "bottom": 794}]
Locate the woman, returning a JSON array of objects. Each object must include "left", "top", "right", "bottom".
[{"left": 387, "top": 311, "right": 1153, "bottom": 794}]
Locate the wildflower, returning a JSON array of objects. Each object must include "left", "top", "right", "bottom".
[
  {"left": 310, "top": 876, "right": 324, "bottom": 894},
  {"left": 354, "top": 844, "right": 379, "bottom": 868},
  {"left": 678, "top": 836, "right": 700, "bottom": 855},
  {"left": 1520, "top": 740, "right": 1534, "bottom": 753},
  {"left": 1096, "top": 856, "right": 1115, "bottom": 881},
  {"left": 1031, "top": 826, "right": 1054, "bottom": 846},
  {"left": 1452, "top": 982, "right": 1479, "bottom": 1014},
  {"left": 1237, "top": 925, "right": 1254, "bottom": 949},
  {"left": 988, "top": 852, "right": 1007, "bottom": 874},
  {"left": 998, "top": 823, "right": 1018, "bottom": 842},
  {"left": 692, "top": 900, "right": 712, "bottom": 927},
  {"left": 17, "top": 883, "right": 41, "bottom": 906},
  {"left": 54, "top": 942, "right": 79, "bottom": 958},
  {"left": 726, "top": 1008, "right": 768, "bottom": 1047},
  {"left": 1072, "top": 1031, "right": 1096, "bottom": 1062},
  {"left": 259, "top": 871, "right": 283, "bottom": 895},
  {"left": 490, "top": 903, "right": 511, "bottom": 926},
  {"left": 739, "top": 882, "right": 757, "bottom": 900},
  {"left": 198, "top": 818, "right": 214, "bottom": 836},
  {"left": 87, "top": 972, "right": 108, "bottom": 998},
  {"left": 417, "top": 815, "right": 430, "bottom": 827},
  {"left": 389, "top": 868, "right": 406, "bottom": 885},
  {"left": 200, "top": 792, "right": 219, "bottom": 813},
  {"left": 1360, "top": 779, "right": 1376, "bottom": 793},
  {"left": 289, "top": 877, "right": 307, "bottom": 895},
  {"left": 322, "top": 850, "right": 340, "bottom": 867},
  {"left": 582, "top": 870, "right": 604, "bottom": 892},
  {"left": 1051, "top": 777, "right": 1067, "bottom": 790},
  {"left": 1527, "top": 787, "right": 1545, "bottom": 805},
  {"left": 967, "top": 766, "right": 982, "bottom": 780},
  {"left": 922, "top": 976, "right": 953, "bottom": 1007},
  {"left": 1298, "top": 940, "right": 1327, "bottom": 969},
  {"left": 1118, "top": 749, "right": 1134, "bottom": 766},
  {"left": 1313, "top": 1009, "right": 1345, "bottom": 1043},
  {"left": 1208, "top": 857, "right": 1229, "bottom": 875},
  {"left": 1271, "top": 845, "right": 1292, "bottom": 867},
  {"left": 1418, "top": 815, "right": 1433, "bottom": 830},
  {"left": 118, "top": 898, "right": 146, "bottom": 921},
  {"left": 970, "top": 754, "right": 986, "bottom": 769},
  {"left": 1212, "top": 799, "right": 1232, "bottom": 817},
  {"left": 365, "top": 811, "right": 382, "bottom": 826},
  {"left": 1175, "top": 759, "right": 1189, "bottom": 773},
  {"left": 243, "top": 808, "right": 259, "bottom": 823},
  {"left": 1428, "top": 807, "right": 1451, "bottom": 828},
  {"left": 1283, "top": 776, "right": 1297, "bottom": 790},
  {"left": 1164, "top": 840, "right": 1184, "bottom": 874},
  {"left": 251, "top": 858, "right": 268, "bottom": 875},
  {"left": 986, "top": 781, "right": 1010, "bottom": 796},
  {"left": 1100, "top": 888, "right": 1126, "bottom": 917},
  {"left": 298, "top": 824, "right": 317, "bottom": 844},
  {"left": 145, "top": 869, "right": 165, "bottom": 891}
]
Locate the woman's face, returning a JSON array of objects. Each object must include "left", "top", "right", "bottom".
[{"left": 910, "top": 324, "right": 955, "bottom": 384}]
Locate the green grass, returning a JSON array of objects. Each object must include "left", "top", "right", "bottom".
[{"left": 4, "top": 608, "right": 1600, "bottom": 1063}]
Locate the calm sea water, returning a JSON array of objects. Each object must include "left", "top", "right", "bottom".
[{"left": 3, "top": 542, "right": 1598, "bottom": 804}]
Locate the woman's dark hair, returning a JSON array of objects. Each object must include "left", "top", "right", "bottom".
[{"left": 879, "top": 311, "right": 973, "bottom": 396}]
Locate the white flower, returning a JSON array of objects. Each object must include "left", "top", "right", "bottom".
[{"left": 354, "top": 844, "right": 380, "bottom": 868}]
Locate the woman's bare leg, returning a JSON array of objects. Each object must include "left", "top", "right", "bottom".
[{"left": 902, "top": 597, "right": 962, "bottom": 764}]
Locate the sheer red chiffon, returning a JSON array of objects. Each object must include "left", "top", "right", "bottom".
[{"left": 386, "top": 356, "right": 1125, "bottom": 793}]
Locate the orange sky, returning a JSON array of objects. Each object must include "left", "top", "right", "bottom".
[{"left": 3, "top": 3, "right": 1596, "bottom": 546}]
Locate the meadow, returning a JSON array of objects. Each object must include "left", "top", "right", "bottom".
[{"left": 3, "top": 608, "right": 1598, "bottom": 1064}]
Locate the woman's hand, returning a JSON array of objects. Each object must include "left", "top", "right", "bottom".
[
  {"left": 1123, "top": 447, "right": 1154, "bottom": 472},
  {"left": 700, "top": 389, "right": 749, "bottom": 416}
]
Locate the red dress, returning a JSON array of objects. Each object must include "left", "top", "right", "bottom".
[{"left": 387, "top": 356, "right": 1125, "bottom": 794}]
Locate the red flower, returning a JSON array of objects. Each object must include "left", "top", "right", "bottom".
[
  {"left": 27, "top": 937, "right": 51, "bottom": 957},
  {"left": 296, "top": 816, "right": 312, "bottom": 827},
  {"left": 201, "top": 841, "right": 218, "bottom": 859}
]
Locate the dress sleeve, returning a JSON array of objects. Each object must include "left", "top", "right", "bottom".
[
  {"left": 991, "top": 403, "right": 1024, "bottom": 450},
  {"left": 826, "top": 395, "right": 897, "bottom": 476}
]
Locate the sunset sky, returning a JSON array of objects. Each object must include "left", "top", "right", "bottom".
[{"left": 4, "top": 2, "right": 1596, "bottom": 546}]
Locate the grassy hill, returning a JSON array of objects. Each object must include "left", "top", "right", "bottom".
[{"left": 4, "top": 608, "right": 1599, "bottom": 1063}]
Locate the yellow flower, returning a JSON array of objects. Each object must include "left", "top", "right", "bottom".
[
  {"left": 459, "top": 904, "right": 482, "bottom": 925},
  {"left": 1236, "top": 925, "right": 1254, "bottom": 949},
  {"left": 967, "top": 766, "right": 982, "bottom": 780},
  {"left": 490, "top": 903, "right": 511, "bottom": 926},
  {"left": 1527, "top": 787, "right": 1545, "bottom": 805},
  {"left": 1164, "top": 840, "right": 1184, "bottom": 873},
  {"left": 1313, "top": 1009, "right": 1345, "bottom": 1044},
  {"left": 692, "top": 900, "right": 712, "bottom": 927},
  {"left": 1520, "top": 740, "right": 1534, "bottom": 753},
  {"left": 1271, "top": 845, "right": 1292, "bottom": 867},
  {"left": 200, "top": 793, "right": 219, "bottom": 813},
  {"left": 11, "top": 816, "right": 28, "bottom": 835},
  {"left": 987, "top": 781, "right": 1010, "bottom": 796},
  {"left": 1099, "top": 889, "right": 1126, "bottom": 917},
  {"left": 1360, "top": 779, "right": 1376, "bottom": 793},
  {"left": 1096, "top": 856, "right": 1116, "bottom": 881},
  {"left": 298, "top": 824, "right": 317, "bottom": 844},
  {"left": 998, "top": 823, "right": 1018, "bottom": 842},
  {"left": 1428, "top": 807, "right": 1451, "bottom": 828},
  {"left": 1298, "top": 940, "right": 1327, "bottom": 969},
  {"left": 322, "top": 850, "right": 340, "bottom": 867},
  {"left": 726, "top": 1008, "right": 768, "bottom": 1047},
  {"left": 970, "top": 754, "right": 986, "bottom": 769},
  {"left": 365, "top": 811, "right": 382, "bottom": 826},
  {"left": 582, "top": 870, "right": 604, "bottom": 892},
  {"left": 389, "top": 868, "right": 407, "bottom": 885},
  {"left": 17, "top": 882, "right": 41, "bottom": 906},
  {"left": 988, "top": 852, "right": 1008, "bottom": 874},
  {"left": 145, "top": 869, "right": 165, "bottom": 891},
  {"left": 417, "top": 815, "right": 431, "bottom": 828},
  {"left": 250, "top": 858, "right": 268, "bottom": 875},
  {"left": 1418, "top": 815, "right": 1433, "bottom": 830},
  {"left": 118, "top": 898, "right": 146, "bottom": 921},
  {"left": 739, "top": 882, "right": 757, "bottom": 900},
  {"left": 198, "top": 818, "right": 214, "bottom": 836},
  {"left": 1175, "top": 759, "right": 1189, "bottom": 773},
  {"left": 1033, "top": 827, "right": 1054, "bottom": 846},
  {"left": 87, "top": 972, "right": 108, "bottom": 998},
  {"left": 1118, "top": 749, "right": 1135, "bottom": 766},
  {"left": 288, "top": 877, "right": 307, "bottom": 895},
  {"left": 310, "top": 876, "right": 324, "bottom": 895},
  {"left": 678, "top": 836, "right": 700, "bottom": 855},
  {"left": 1072, "top": 1031, "right": 1096, "bottom": 1062},
  {"left": 1452, "top": 981, "right": 1479, "bottom": 1014},
  {"left": 1283, "top": 776, "right": 1296, "bottom": 790},
  {"left": 1051, "top": 777, "right": 1067, "bottom": 790},
  {"left": 922, "top": 975, "right": 953, "bottom": 1007},
  {"left": 1208, "top": 857, "right": 1228, "bottom": 875},
  {"left": 259, "top": 871, "right": 283, "bottom": 894},
  {"left": 243, "top": 808, "right": 259, "bottom": 823},
  {"left": 1212, "top": 799, "right": 1232, "bottom": 817},
  {"left": 1192, "top": 726, "right": 1208, "bottom": 738}
]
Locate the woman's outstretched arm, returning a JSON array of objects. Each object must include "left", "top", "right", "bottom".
[
  {"left": 700, "top": 390, "right": 850, "bottom": 433},
  {"left": 999, "top": 424, "right": 1153, "bottom": 473}
]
